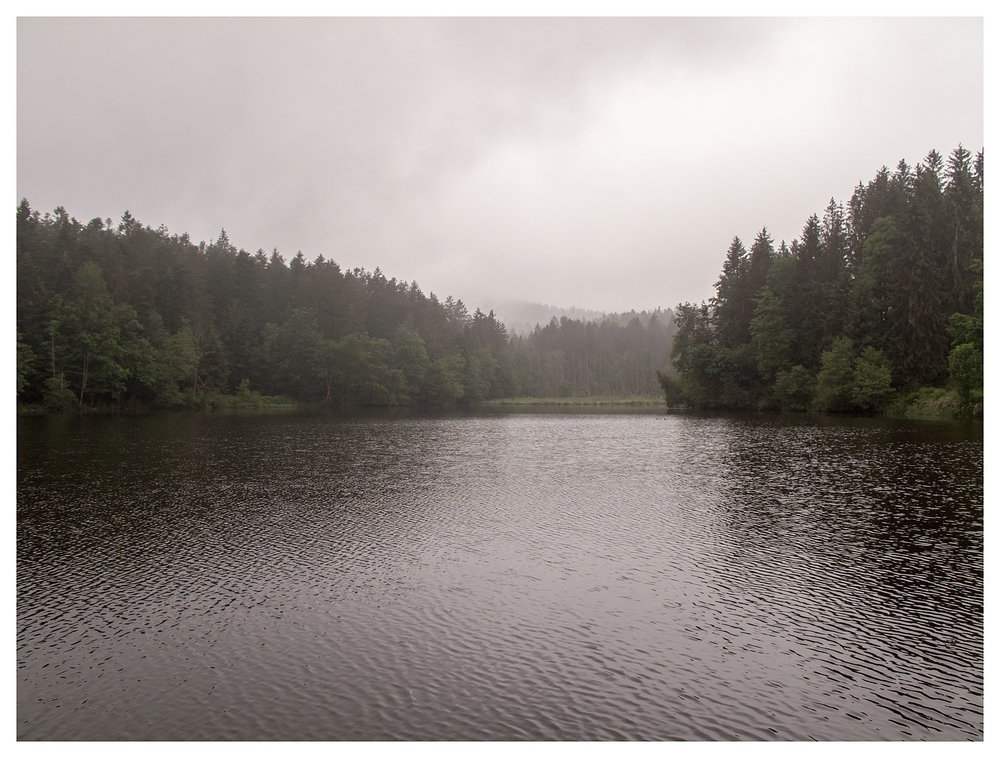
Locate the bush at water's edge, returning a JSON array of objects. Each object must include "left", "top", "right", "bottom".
[{"left": 885, "top": 386, "right": 983, "bottom": 421}]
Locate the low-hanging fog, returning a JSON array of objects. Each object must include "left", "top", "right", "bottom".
[{"left": 17, "top": 17, "right": 983, "bottom": 314}]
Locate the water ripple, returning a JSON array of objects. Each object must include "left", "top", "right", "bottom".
[{"left": 17, "top": 411, "right": 982, "bottom": 740}]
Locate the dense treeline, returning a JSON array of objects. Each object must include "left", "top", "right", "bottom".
[
  {"left": 16, "top": 201, "right": 674, "bottom": 410},
  {"left": 661, "top": 146, "right": 984, "bottom": 416},
  {"left": 511, "top": 310, "right": 675, "bottom": 398}
]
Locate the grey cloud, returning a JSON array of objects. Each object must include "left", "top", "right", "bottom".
[{"left": 18, "top": 17, "right": 982, "bottom": 313}]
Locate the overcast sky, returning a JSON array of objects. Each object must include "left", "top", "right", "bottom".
[{"left": 17, "top": 17, "right": 983, "bottom": 313}]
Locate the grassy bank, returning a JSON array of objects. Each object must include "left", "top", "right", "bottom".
[
  {"left": 478, "top": 396, "right": 665, "bottom": 407},
  {"left": 17, "top": 383, "right": 298, "bottom": 415},
  {"left": 885, "top": 387, "right": 983, "bottom": 421}
]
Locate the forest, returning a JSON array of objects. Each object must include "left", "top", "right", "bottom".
[
  {"left": 15, "top": 201, "right": 674, "bottom": 410},
  {"left": 15, "top": 145, "right": 982, "bottom": 417},
  {"left": 661, "top": 146, "right": 983, "bottom": 417}
]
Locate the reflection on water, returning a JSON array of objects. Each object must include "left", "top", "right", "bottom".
[{"left": 17, "top": 410, "right": 982, "bottom": 740}]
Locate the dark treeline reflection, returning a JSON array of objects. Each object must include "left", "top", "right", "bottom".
[
  {"left": 703, "top": 417, "right": 982, "bottom": 738},
  {"left": 16, "top": 202, "right": 674, "bottom": 410},
  {"left": 710, "top": 416, "right": 982, "bottom": 592}
]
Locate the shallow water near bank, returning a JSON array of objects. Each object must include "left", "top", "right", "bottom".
[{"left": 17, "top": 409, "right": 983, "bottom": 740}]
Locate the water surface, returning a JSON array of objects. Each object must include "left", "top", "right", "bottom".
[{"left": 17, "top": 410, "right": 983, "bottom": 740}]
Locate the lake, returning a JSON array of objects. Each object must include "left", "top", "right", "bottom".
[{"left": 17, "top": 409, "right": 983, "bottom": 740}]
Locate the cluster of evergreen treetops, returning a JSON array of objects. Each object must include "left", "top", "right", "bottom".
[
  {"left": 661, "top": 146, "right": 983, "bottom": 414},
  {"left": 16, "top": 201, "right": 675, "bottom": 410}
]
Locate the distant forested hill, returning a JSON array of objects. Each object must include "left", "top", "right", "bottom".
[
  {"left": 663, "top": 146, "right": 983, "bottom": 416},
  {"left": 16, "top": 203, "right": 674, "bottom": 409},
  {"left": 480, "top": 300, "right": 609, "bottom": 338},
  {"left": 485, "top": 299, "right": 675, "bottom": 340}
]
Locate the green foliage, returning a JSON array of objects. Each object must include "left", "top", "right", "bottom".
[
  {"left": 850, "top": 347, "right": 894, "bottom": 412},
  {"left": 557, "top": 381, "right": 580, "bottom": 398},
  {"left": 682, "top": 343, "right": 721, "bottom": 407},
  {"left": 43, "top": 375, "right": 77, "bottom": 411},
  {"left": 970, "top": 258, "right": 983, "bottom": 323},
  {"left": 948, "top": 313, "right": 979, "bottom": 348},
  {"left": 461, "top": 348, "right": 497, "bottom": 402},
  {"left": 155, "top": 326, "right": 199, "bottom": 406},
  {"left": 750, "top": 281, "right": 794, "bottom": 382},
  {"left": 812, "top": 343, "right": 893, "bottom": 414},
  {"left": 16, "top": 200, "right": 678, "bottom": 410},
  {"left": 850, "top": 216, "right": 899, "bottom": 358},
  {"left": 423, "top": 354, "right": 465, "bottom": 406},
  {"left": 671, "top": 145, "right": 983, "bottom": 415},
  {"left": 713, "top": 236, "right": 750, "bottom": 348},
  {"left": 207, "top": 379, "right": 291, "bottom": 410},
  {"left": 390, "top": 324, "right": 429, "bottom": 401},
  {"left": 20, "top": 148, "right": 982, "bottom": 418},
  {"left": 42, "top": 263, "right": 154, "bottom": 406},
  {"left": 671, "top": 302, "right": 713, "bottom": 377},
  {"left": 669, "top": 302, "right": 762, "bottom": 409},
  {"left": 656, "top": 371, "right": 685, "bottom": 407},
  {"left": 813, "top": 338, "right": 856, "bottom": 413},
  {"left": 17, "top": 332, "right": 35, "bottom": 397},
  {"left": 771, "top": 365, "right": 814, "bottom": 412},
  {"left": 333, "top": 333, "right": 407, "bottom": 406},
  {"left": 886, "top": 386, "right": 962, "bottom": 420},
  {"left": 260, "top": 308, "right": 330, "bottom": 401},
  {"left": 948, "top": 343, "right": 982, "bottom": 397}
]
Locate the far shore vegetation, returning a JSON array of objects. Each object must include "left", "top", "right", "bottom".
[
  {"left": 17, "top": 146, "right": 981, "bottom": 422},
  {"left": 479, "top": 396, "right": 664, "bottom": 407}
]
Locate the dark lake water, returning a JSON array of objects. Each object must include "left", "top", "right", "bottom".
[{"left": 17, "top": 409, "right": 983, "bottom": 740}]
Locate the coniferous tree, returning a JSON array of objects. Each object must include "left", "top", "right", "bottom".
[{"left": 668, "top": 145, "right": 983, "bottom": 413}]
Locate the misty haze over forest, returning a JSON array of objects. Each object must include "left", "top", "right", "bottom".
[
  {"left": 480, "top": 300, "right": 672, "bottom": 338},
  {"left": 16, "top": 141, "right": 982, "bottom": 416},
  {"left": 14, "top": 16, "right": 985, "bottom": 415},
  {"left": 16, "top": 17, "right": 983, "bottom": 314}
]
